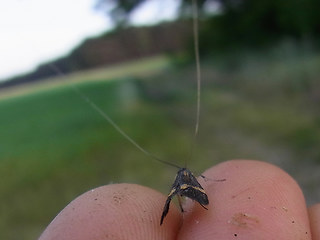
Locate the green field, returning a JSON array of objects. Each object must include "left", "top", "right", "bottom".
[{"left": 1, "top": 48, "right": 320, "bottom": 239}]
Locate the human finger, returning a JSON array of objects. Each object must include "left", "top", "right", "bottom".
[
  {"left": 308, "top": 203, "right": 320, "bottom": 240},
  {"left": 39, "top": 183, "right": 181, "bottom": 240},
  {"left": 178, "top": 160, "right": 311, "bottom": 240}
]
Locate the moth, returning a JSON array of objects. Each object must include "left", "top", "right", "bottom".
[{"left": 160, "top": 168, "right": 208, "bottom": 225}]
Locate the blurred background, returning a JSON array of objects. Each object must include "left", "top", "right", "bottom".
[{"left": 0, "top": 0, "right": 320, "bottom": 239}]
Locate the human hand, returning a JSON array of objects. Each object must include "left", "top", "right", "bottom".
[{"left": 39, "top": 160, "right": 320, "bottom": 239}]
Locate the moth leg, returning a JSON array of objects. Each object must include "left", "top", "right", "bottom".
[
  {"left": 177, "top": 195, "right": 184, "bottom": 212},
  {"left": 200, "top": 175, "right": 209, "bottom": 182},
  {"left": 201, "top": 174, "right": 226, "bottom": 182}
]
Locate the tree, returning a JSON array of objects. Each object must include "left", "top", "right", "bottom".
[
  {"left": 95, "top": 0, "right": 147, "bottom": 26},
  {"left": 95, "top": 0, "right": 208, "bottom": 26},
  {"left": 95, "top": 0, "right": 320, "bottom": 49}
]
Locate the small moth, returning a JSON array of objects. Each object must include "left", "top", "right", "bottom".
[{"left": 160, "top": 168, "right": 208, "bottom": 225}]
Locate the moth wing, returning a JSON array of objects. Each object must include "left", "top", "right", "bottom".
[{"left": 180, "top": 185, "right": 209, "bottom": 206}]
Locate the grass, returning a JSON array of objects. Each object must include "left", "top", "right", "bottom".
[
  {"left": 1, "top": 44, "right": 320, "bottom": 239},
  {"left": 0, "top": 67, "right": 192, "bottom": 239}
]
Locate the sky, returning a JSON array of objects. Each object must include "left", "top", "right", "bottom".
[{"left": 0, "top": 0, "right": 179, "bottom": 81}]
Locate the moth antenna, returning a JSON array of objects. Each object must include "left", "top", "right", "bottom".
[
  {"left": 49, "top": 64, "right": 181, "bottom": 169},
  {"left": 187, "top": 0, "right": 201, "bottom": 167},
  {"left": 192, "top": 0, "right": 201, "bottom": 138}
]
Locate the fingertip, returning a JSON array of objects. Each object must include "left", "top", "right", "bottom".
[
  {"left": 39, "top": 183, "right": 181, "bottom": 240},
  {"left": 179, "top": 160, "right": 311, "bottom": 239},
  {"left": 308, "top": 203, "right": 320, "bottom": 240}
]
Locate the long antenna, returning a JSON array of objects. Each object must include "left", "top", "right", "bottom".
[
  {"left": 186, "top": 0, "right": 201, "bottom": 167},
  {"left": 192, "top": 0, "right": 201, "bottom": 138},
  {"left": 49, "top": 64, "right": 181, "bottom": 169}
]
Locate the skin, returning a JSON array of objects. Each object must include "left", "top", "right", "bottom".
[{"left": 39, "top": 160, "right": 319, "bottom": 240}]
